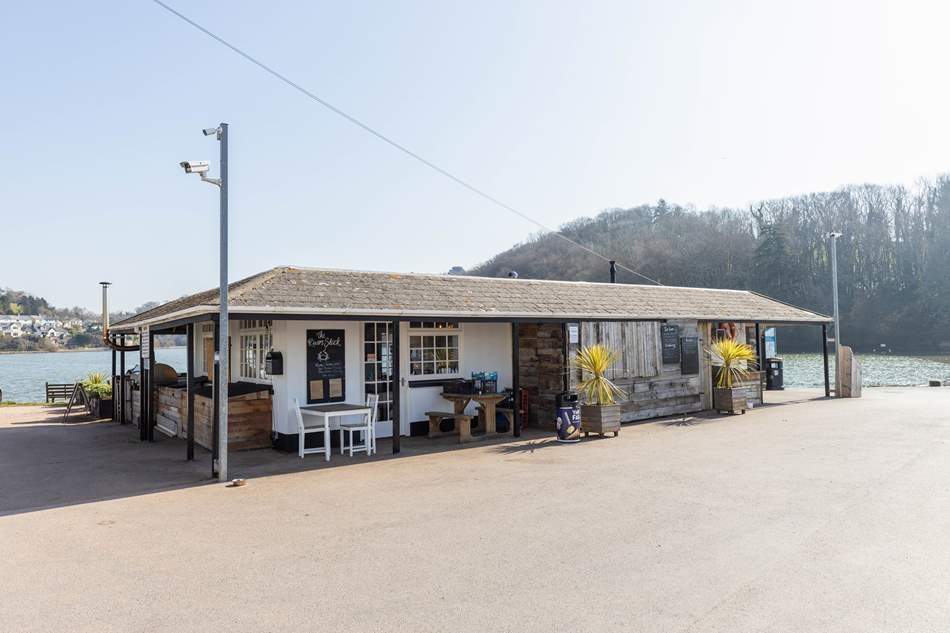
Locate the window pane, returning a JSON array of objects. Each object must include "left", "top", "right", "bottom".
[
  {"left": 447, "top": 335, "right": 459, "bottom": 347},
  {"left": 435, "top": 335, "right": 446, "bottom": 347},
  {"left": 365, "top": 364, "right": 376, "bottom": 381},
  {"left": 410, "top": 362, "right": 422, "bottom": 375},
  {"left": 423, "top": 361, "right": 435, "bottom": 374},
  {"left": 448, "top": 349, "right": 458, "bottom": 361},
  {"left": 410, "top": 336, "right": 421, "bottom": 348},
  {"left": 423, "top": 349, "right": 435, "bottom": 361},
  {"left": 409, "top": 349, "right": 421, "bottom": 362},
  {"left": 423, "top": 335, "right": 434, "bottom": 347},
  {"left": 365, "top": 323, "right": 375, "bottom": 341}
]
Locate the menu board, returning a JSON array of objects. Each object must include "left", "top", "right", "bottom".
[
  {"left": 660, "top": 324, "right": 680, "bottom": 364},
  {"left": 306, "top": 329, "right": 345, "bottom": 403},
  {"left": 680, "top": 336, "right": 699, "bottom": 375}
]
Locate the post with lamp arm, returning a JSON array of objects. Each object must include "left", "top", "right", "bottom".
[
  {"left": 827, "top": 231, "right": 842, "bottom": 397},
  {"left": 180, "top": 123, "right": 229, "bottom": 481}
]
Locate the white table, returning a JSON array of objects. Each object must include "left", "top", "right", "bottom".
[{"left": 298, "top": 403, "right": 373, "bottom": 461}]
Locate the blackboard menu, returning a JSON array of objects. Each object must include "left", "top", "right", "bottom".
[
  {"left": 680, "top": 336, "right": 699, "bottom": 375},
  {"left": 661, "top": 324, "right": 680, "bottom": 364},
  {"left": 306, "top": 329, "right": 345, "bottom": 403}
]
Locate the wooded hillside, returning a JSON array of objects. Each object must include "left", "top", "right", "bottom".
[{"left": 469, "top": 177, "right": 950, "bottom": 353}]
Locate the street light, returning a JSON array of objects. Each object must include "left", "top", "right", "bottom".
[
  {"left": 181, "top": 122, "right": 229, "bottom": 481},
  {"left": 827, "top": 231, "right": 842, "bottom": 396}
]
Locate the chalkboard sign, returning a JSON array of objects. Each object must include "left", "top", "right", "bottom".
[
  {"left": 680, "top": 336, "right": 699, "bottom": 375},
  {"left": 306, "top": 329, "right": 346, "bottom": 404},
  {"left": 660, "top": 324, "right": 680, "bottom": 364}
]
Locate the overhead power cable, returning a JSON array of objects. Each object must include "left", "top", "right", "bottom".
[{"left": 150, "top": 0, "right": 663, "bottom": 286}]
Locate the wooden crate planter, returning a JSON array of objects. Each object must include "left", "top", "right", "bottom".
[
  {"left": 581, "top": 404, "right": 621, "bottom": 437},
  {"left": 713, "top": 387, "right": 747, "bottom": 414},
  {"left": 87, "top": 397, "right": 114, "bottom": 419}
]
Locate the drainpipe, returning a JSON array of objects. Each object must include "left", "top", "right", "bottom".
[{"left": 609, "top": 261, "right": 616, "bottom": 283}]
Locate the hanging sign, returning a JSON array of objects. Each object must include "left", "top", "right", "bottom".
[
  {"left": 680, "top": 336, "right": 699, "bottom": 375},
  {"left": 764, "top": 327, "right": 777, "bottom": 358},
  {"left": 140, "top": 326, "right": 150, "bottom": 360},
  {"left": 660, "top": 324, "right": 681, "bottom": 364},
  {"left": 306, "top": 329, "right": 345, "bottom": 403}
]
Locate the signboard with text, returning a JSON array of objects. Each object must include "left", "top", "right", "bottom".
[{"left": 306, "top": 329, "right": 345, "bottom": 404}]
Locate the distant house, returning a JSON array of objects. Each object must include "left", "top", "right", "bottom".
[{"left": 0, "top": 322, "right": 23, "bottom": 338}]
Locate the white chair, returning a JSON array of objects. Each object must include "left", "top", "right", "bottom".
[
  {"left": 294, "top": 398, "right": 330, "bottom": 461},
  {"left": 341, "top": 394, "right": 379, "bottom": 457}
]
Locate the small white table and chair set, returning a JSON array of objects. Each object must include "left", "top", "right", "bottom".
[{"left": 293, "top": 394, "right": 379, "bottom": 461}]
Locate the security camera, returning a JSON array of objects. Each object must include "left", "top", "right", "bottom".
[
  {"left": 202, "top": 127, "right": 219, "bottom": 137},
  {"left": 180, "top": 160, "right": 210, "bottom": 174}
]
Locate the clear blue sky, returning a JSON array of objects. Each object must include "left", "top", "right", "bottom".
[{"left": 2, "top": 1, "right": 948, "bottom": 311}]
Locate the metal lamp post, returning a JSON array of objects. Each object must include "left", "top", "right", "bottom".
[
  {"left": 827, "top": 231, "right": 842, "bottom": 396},
  {"left": 181, "top": 122, "right": 229, "bottom": 481}
]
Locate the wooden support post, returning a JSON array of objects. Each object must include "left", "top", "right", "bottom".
[
  {"left": 111, "top": 345, "right": 117, "bottom": 422},
  {"left": 754, "top": 322, "right": 763, "bottom": 391},
  {"left": 822, "top": 323, "right": 831, "bottom": 397},
  {"left": 186, "top": 323, "right": 195, "bottom": 461},
  {"left": 512, "top": 322, "right": 521, "bottom": 438},
  {"left": 391, "top": 319, "right": 401, "bottom": 454},
  {"left": 211, "top": 319, "right": 220, "bottom": 477},
  {"left": 147, "top": 330, "right": 156, "bottom": 442},
  {"left": 119, "top": 335, "right": 126, "bottom": 425}
]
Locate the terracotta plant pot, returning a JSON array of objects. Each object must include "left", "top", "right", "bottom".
[{"left": 581, "top": 403, "right": 621, "bottom": 437}]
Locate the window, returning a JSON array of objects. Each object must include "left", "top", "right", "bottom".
[
  {"left": 239, "top": 321, "right": 272, "bottom": 381},
  {"left": 409, "top": 321, "right": 458, "bottom": 330},
  {"left": 364, "top": 322, "right": 394, "bottom": 423},
  {"left": 409, "top": 329, "right": 460, "bottom": 377}
]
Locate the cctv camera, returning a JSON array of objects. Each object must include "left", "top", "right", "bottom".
[
  {"left": 202, "top": 127, "right": 219, "bottom": 137},
  {"left": 180, "top": 160, "right": 210, "bottom": 174}
]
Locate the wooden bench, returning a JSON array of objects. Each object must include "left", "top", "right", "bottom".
[
  {"left": 424, "top": 411, "right": 474, "bottom": 443},
  {"left": 46, "top": 382, "right": 75, "bottom": 403}
]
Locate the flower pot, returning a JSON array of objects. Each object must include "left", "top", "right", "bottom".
[
  {"left": 581, "top": 404, "right": 621, "bottom": 437},
  {"left": 713, "top": 387, "right": 747, "bottom": 414}
]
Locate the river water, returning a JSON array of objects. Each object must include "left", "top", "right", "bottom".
[{"left": 0, "top": 348, "right": 948, "bottom": 403}]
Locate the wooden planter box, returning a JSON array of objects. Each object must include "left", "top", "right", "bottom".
[
  {"left": 87, "top": 397, "right": 114, "bottom": 419},
  {"left": 713, "top": 387, "right": 747, "bottom": 414},
  {"left": 581, "top": 404, "right": 621, "bottom": 437}
]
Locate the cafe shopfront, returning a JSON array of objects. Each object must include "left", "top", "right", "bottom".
[{"left": 108, "top": 266, "right": 832, "bottom": 474}]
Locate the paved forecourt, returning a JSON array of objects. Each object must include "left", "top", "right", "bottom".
[{"left": 1, "top": 388, "right": 949, "bottom": 632}]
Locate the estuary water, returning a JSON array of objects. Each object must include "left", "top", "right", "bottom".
[
  {"left": 0, "top": 347, "right": 188, "bottom": 403},
  {"left": 0, "top": 348, "right": 948, "bottom": 403}
]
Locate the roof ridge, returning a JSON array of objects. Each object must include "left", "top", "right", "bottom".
[
  {"left": 229, "top": 266, "right": 289, "bottom": 301},
  {"left": 273, "top": 265, "right": 749, "bottom": 294}
]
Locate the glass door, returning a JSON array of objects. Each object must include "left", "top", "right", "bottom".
[{"left": 363, "top": 322, "right": 394, "bottom": 431}]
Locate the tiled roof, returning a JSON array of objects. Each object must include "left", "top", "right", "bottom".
[{"left": 111, "top": 266, "right": 830, "bottom": 330}]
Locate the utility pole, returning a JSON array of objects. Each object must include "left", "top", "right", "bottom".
[
  {"left": 217, "top": 123, "right": 229, "bottom": 481},
  {"left": 827, "top": 232, "right": 842, "bottom": 396},
  {"left": 180, "top": 122, "right": 229, "bottom": 481}
]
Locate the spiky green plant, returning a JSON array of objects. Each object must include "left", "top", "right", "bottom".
[
  {"left": 707, "top": 338, "right": 758, "bottom": 389},
  {"left": 82, "top": 372, "right": 112, "bottom": 399},
  {"left": 575, "top": 344, "right": 626, "bottom": 405}
]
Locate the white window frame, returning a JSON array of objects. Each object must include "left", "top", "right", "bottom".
[
  {"left": 408, "top": 322, "right": 463, "bottom": 379},
  {"left": 238, "top": 320, "right": 272, "bottom": 382}
]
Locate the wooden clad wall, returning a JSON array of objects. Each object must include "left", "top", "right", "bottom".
[
  {"left": 192, "top": 391, "right": 273, "bottom": 451},
  {"left": 517, "top": 324, "right": 566, "bottom": 430},
  {"left": 572, "top": 319, "right": 705, "bottom": 422}
]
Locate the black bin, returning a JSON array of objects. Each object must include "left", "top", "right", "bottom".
[
  {"left": 765, "top": 357, "right": 784, "bottom": 390},
  {"left": 555, "top": 391, "right": 581, "bottom": 442}
]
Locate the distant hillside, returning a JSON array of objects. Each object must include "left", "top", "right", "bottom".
[{"left": 467, "top": 178, "right": 950, "bottom": 353}]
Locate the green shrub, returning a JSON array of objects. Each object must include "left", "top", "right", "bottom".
[{"left": 82, "top": 372, "right": 112, "bottom": 400}]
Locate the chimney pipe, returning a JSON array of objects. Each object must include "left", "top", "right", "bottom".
[
  {"left": 609, "top": 261, "right": 616, "bottom": 283},
  {"left": 100, "top": 281, "right": 112, "bottom": 333}
]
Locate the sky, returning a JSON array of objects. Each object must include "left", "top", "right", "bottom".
[{"left": 2, "top": 1, "right": 949, "bottom": 312}]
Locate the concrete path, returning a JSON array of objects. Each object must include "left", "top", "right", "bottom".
[{"left": 2, "top": 388, "right": 949, "bottom": 632}]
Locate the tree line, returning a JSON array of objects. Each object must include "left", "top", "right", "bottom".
[{"left": 467, "top": 176, "right": 950, "bottom": 353}]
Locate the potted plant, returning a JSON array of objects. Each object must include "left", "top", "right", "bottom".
[
  {"left": 707, "top": 339, "right": 757, "bottom": 414},
  {"left": 576, "top": 344, "right": 626, "bottom": 438},
  {"left": 82, "top": 371, "right": 114, "bottom": 419}
]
